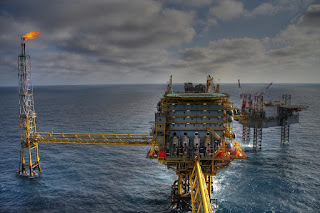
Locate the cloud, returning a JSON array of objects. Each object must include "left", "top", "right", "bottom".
[
  {"left": 248, "top": 3, "right": 278, "bottom": 16},
  {"left": 245, "top": 0, "right": 315, "bottom": 18},
  {"left": 0, "top": 0, "right": 319, "bottom": 85},
  {"left": 177, "top": 37, "right": 266, "bottom": 78},
  {"left": 178, "top": 4, "right": 320, "bottom": 82},
  {"left": 0, "top": 0, "right": 197, "bottom": 84},
  {"left": 272, "top": 4, "right": 320, "bottom": 48},
  {"left": 180, "top": 38, "right": 265, "bottom": 65},
  {"left": 298, "top": 4, "right": 320, "bottom": 28},
  {"left": 209, "top": 0, "right": 244, "bottom": 21},
  {"left": 2, "top": 2, "right": 195, "bottom": 53},
  {"left": 179, "top": 48, "right": 207, "bottom": 61},
  {"left": 164, "top": 0, "right": 213, "bottom": 8},
  {"left": 209, "top": 0, "right": 316, "bottom": 22}
]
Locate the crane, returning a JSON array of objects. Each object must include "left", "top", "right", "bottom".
[
  {"left": 236, "top": 79, "right": 304, "bottom": 150},
  {"left": 257, "top": 82, "right": 273, "bottom": 97}
]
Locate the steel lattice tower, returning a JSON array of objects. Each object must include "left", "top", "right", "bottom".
[{"left": 17, "top": 37, "right": 41, "bottom": 177}]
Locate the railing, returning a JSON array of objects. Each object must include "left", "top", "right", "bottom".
[{"left": 33, "top": 132, "right": 154, "bottom": 145}]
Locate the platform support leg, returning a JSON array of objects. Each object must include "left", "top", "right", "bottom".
[
  {"left": 281, "top": 123, "right": 290, "bottom": 144},
  {"left": 178, "top": 174, "right": 183, "bottom": 195},
  {"left": 171, "top": 174, "right": 192, "bottom": 211},
  {"left": 242, "top": 126, "right": 250, "bottom": 144},
  {"left": 253, "top": 128, "right": 262, "bottom": 150},
  {"left": 28, "top": 144, "right": 33, "bottom": 177}
]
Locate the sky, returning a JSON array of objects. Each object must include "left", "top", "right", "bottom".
[{"left": 0, "top": 0, "right": 319, "bottom": 86}]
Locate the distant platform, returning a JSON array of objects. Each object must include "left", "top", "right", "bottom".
[{"left": 166, "top": 92, "right": 227, "bottom": 99}]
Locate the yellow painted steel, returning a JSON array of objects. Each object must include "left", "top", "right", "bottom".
[
  {"left": 155, "top": 123, "right": 165, "bottom": 150},
  {"left": 190, "top": 160, "right": 213, "bottom": 213},
  {"left": 168, "top": 127, "right": 224, "bottom": 131},
  {"left": 178, "top": 174, "right": 183, "bottom": 195},
  {"left": 34, "top": 132, "right": 154, "bottom": 145},
  {"left": 196, "top": 161, "right": 213, "bottom": 213},
  {"left": 167, "top": 121, "right": 223, "bottom": 124},
  {"left": 207, "top": 128, "right": 221, "bottom": 141},
  {"left": 167, "top": 108, "right": 224, "bottom": 111},
  {"left": 168, "top": 114, "right": 223, "bottom": 118}
]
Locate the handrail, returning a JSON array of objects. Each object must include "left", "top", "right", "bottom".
[{"left": 33, "top": 132, "right": 154, "bottom": 145}]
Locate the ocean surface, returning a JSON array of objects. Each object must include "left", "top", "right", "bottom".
[{"left": 0, "top": 83, "right": 319, "bottom": 213}]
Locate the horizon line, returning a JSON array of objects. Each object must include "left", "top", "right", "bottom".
[{"left": 1, "top": 82, "right": 320, "bottom": 88}]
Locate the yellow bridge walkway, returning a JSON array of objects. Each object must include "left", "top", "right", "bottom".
[
  {"left": 34, "top": 132, "right": 154, "bottom": 145},
  {"left": 190, "top": 160, "right": 214, "bottom": 213}
]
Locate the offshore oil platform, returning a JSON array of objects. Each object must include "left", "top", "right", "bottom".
[
  {"left": 235, "top": 80, "right": 306, "bottom": 150},
  {"left": 17, "top": 32, "right": 304, "bottom": 212}
]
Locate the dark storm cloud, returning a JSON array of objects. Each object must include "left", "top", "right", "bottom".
[
  {"left": 298, "top": 4, "right": 320, "bottom": 28},
  {"left": 0, "top": 0, "right": 195, "bottom": 81},
  {"left": 0, "top": 0, "right": 319, "bottom": 85},
  {"left": 179, "top": 49, "right": 206, "bottom": 61},
  {"left": 0, "top": 56, "right": 16, "bottom": 74},
  {"left": 163, "top": 0, "right": 213, "bottom": 8},
  {"left": 179, "top": 37, "right": 265, "bottom": 64},
  {"left": 175, "top": 4, "right": 320, "bottom": 82}
]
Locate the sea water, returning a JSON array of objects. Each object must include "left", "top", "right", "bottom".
[{"left": 0, "top": 84, "right": 319, "bottom": 212}]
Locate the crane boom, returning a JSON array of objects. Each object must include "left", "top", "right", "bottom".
[{"left": 258, "top": 82, "right": 273, "bottom": 97}]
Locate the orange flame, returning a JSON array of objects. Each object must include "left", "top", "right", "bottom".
[{"left": 23, "top": 31, "right": 41, "bottom": 40}]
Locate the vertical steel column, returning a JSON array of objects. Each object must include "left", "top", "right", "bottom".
[
  {"left": 257, "top": 128, "right": 262, "bottom": 149},
  {"left": 242, "top": 125, "right": 250, "bottom": 144},
  {"left": 178, "top": 174, "right": 183, "bottom": 195},
  {"left": 282, "top": 94, "right": 291, "bottom": 105},
  {"left": 281, "top": 122, "right": 290, "bottom": 144},
  {"left": 253, "top": 128, "right": 257, "bottom": 151},
  {"left": 253, "top": 128, "right": 262, "bottom": 150}
]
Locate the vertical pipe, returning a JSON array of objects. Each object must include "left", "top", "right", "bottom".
[
  {"left": 178, "top": 174, "right": 183, "bottom": 195},
  {"left": 21, "top": 38, "right": 24, "bottom": 56},
  {"left": 21, "top": 38, "right": 26, "bottom": 56},
  {"left": 28, "top": 144, "right": 33, "bottom": 177},
  {"left": 35, "top": 144, "right": 40, "bottom": 162},
  {"left": 21, "top": 145, "right": 26, "bottom": 174},
  {"left": 23, "top": 39, "right": 26, "bottom": 56},
  {"left": 35, "top": 144, "right": 41, "bottom": 171}
]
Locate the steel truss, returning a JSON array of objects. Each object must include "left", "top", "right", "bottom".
[
  {"left": 281, "top": 122, "right": 290, "bottom": 144},
  {"left": 253, "top": 128, "right": 262, "bottom": 150},
  {"left": 34, "top": 132, "right": 153, "bottom": 145},
  {"left": 242, "top": 126, "right": 250, "bottom": 144},
  {"left": 190, "top": 161, "right": 214, "bottom": 213},
  {"left": 17, "top": 38, "right": 41, "bottom": 177}
]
